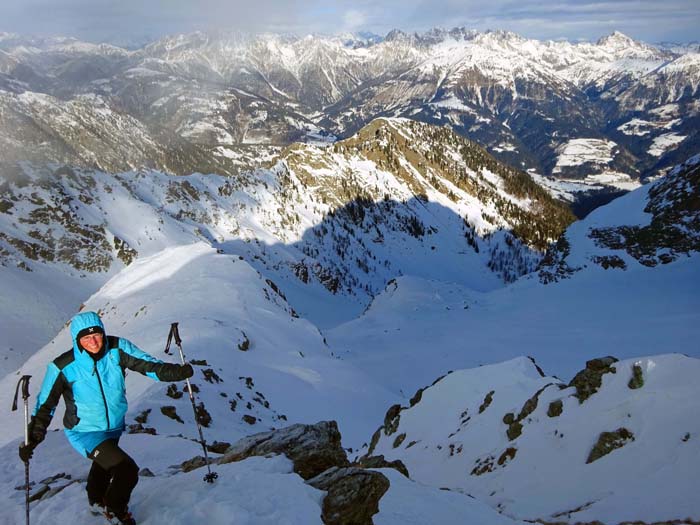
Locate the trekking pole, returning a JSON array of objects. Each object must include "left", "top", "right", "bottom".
[
  {"left": 12, "top": 375, "right": 32, "bottom": 525},
  {"left": 164, "top": 323, "right": 218, "bottom": 483}
]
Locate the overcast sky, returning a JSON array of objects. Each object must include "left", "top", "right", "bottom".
[{"left": 0, "top": 0, "right": 698, "bottom": 45}]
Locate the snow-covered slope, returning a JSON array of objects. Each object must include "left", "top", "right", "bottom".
[
  {"left": 367, "top": 355, "right": 700, "bottom": 523},
  {"left": 0, "top": 435, "right": 530, "bottom": 525}
]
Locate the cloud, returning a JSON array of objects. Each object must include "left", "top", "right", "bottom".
[
  {"left": 0, "top": 0, "right": 697, "bottom": 44},
  {"left": 342, "top": 9, "right": 368, "bottom": 32}
]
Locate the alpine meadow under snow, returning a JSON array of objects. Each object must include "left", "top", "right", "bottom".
[{"left": 1, "top": 25, "right": 699, "bottom": 525}]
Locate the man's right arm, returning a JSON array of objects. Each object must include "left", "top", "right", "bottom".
[{"left": 30, "top": 362, "right": 66, "bottom": 445}]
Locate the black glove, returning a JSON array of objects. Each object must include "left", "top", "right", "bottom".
[
  {"left": 27, "top": 417, "right": 46, "bottom": 446},
  {"left": 180, "top": 363, "right": 194, "bottom": 380},
  {"left": 19, "top": 417, "right": 45, "bottom": 462},
  {"left": 19, "top": 441, "right": 36, "bottom": 463}
]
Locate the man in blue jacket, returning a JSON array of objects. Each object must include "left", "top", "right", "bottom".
[{"left": 18, "top": 311, "right": 193, "bottom": 525}]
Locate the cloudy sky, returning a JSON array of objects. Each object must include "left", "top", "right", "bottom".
[{"left": 0, "top": 0, "right": 698, "bottom": 45}]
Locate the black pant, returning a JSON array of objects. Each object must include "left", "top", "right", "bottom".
[{"left": 87, "top": 439, "right": 139, "bottom": 514}]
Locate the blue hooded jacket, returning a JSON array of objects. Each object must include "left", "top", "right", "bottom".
[{"left": 32, "top": 311, "right": 186, "bottom": 456}]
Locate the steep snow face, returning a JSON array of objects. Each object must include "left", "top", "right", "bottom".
[{"left": 367, "top": 355, "right": 700, "bottom": 523}]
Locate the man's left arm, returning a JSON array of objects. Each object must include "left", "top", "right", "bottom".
[{"left": 115, "top": 337, "right": 193, "bottom": 382}]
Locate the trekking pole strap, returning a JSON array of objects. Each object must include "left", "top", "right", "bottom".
[
  {"left": 164, "top": 322, "right": 183, "bottom": 355},
  {"left": 11, "top": 375, "right": 31, "bottom": 411}
]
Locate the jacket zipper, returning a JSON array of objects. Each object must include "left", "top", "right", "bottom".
[{"left": 93, "top": 362, "right": 111, "bottom": 429}]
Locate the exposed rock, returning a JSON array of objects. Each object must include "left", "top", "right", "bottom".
[
  {"left": 392, "top": 433, "right": 406, "bottom": 448},
  {"left": 383, "top": 404, "right": 402, "bottom": 435},
  {"left": 237, "top": 331, "right": 250, "bottom": 351},
  {"left": 497, "top": 447, "right": 517, "bottom": 466},
  {"left": 409, "top": 387, "right": 424, "bottom": 407},
  {"left": 139, "top": 468, "right": 155, "bottom": 477},
  {"left": 134, "top": 409, "right": 151, "bottom": 424},
  {"left": 506, "top": 421, "right": 523, "bottom": 441},
  {"left": 592, "top": 254, "right": 627, "bottom": 270},
  {"left": 547, "top": 400, "right": 563, "bottom": 417},
  {"left": 471, "top": 447, "right": 518, "bottom": 476},
  {"left": 352, "top": 454, "right": 409, "bottom": 478},
  {"left": 166, "top": 383, "right": 183, "bottom": 399},
  {"left": 504, "top": 383, "right": 554, "bottom": 440},
  {"left": 180, "top": 456, "right": 208, "bottom": 473},
  {"left": 161, "top": 405, "right": 184, "bottom": 423},
  {"left": 307, "top": 467, "right": 390, "bottom": 525},
  {"left": 220, "top": 421, "right": 349, "bottom": 480},
  {"left": 114, "top": 235, "right": 138, "bottom": 266},
  {"left": 527, "top": 356, "right": 547, "bottom": 377},
  {"left": 569, "top": 356, "right": 618, "bottom": 403},
  {"left": 242, "top": 414, "right": 257, "bottom": 425},
  {"left": 127, "top": 423, "right": 157, "bottom": 435},
  {"left": 195, "top": 402, "right": 212, "bottom": 427},
  {"left": 479, "top": 390, "right": 495, "bottom": 413},
  {"left": 628, "top": 363, "right": 644, "bottom": 389},
  {"left": 367, "top": 428, "right": 382, "bottom": 456},
  {"left": 586, "top": 428, "right": 635, "bottom": 464},
  {"left": 207, "top": 441, "right": 231, "bottom": 454}
]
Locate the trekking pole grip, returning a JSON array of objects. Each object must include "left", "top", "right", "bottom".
[{"left": 12, "top": 376, "right": 32, "bottom": 445}]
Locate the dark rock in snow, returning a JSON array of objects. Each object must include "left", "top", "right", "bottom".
[
  {"left": 586, "top": 427, "right": 635, "bottom": 464},
  {"left": 160, "top": 405, "right": 184, "bottom": 423},
  {"left": 207, "top": 441, "right": 232, "bottom": 454},
  {"left": 547, "top": 399, "right": 563, "bottom": 417},
  {"left": 220, "top": 420, "right": 350, "bottom": 480},
  {"left": 628, "top": 363, "right": 644, "bottom": 389},
  {"left": 180, "top": 456, "right": 208, "bottom": 473},
  {"left": 569, "top": 356, "right": 619, "bottom": 403},
  {"left": 307, "top": 467, "right": 390, "bottom": 525},
  {"left": 353, "top": 454, "right": 410, "bottom": 478}
]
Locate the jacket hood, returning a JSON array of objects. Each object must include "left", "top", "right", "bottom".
[{"left": 70, "top": 311, "right": 105, "bottom": 358}]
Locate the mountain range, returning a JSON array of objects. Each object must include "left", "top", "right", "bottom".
[
  {"left": 1, "top": 28, "right": 698, "bottom": 203},
  {"left": 0, "top": 26, "right": 699, "bottom": 525}
]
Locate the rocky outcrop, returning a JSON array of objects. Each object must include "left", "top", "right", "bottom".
[
  {"left": 569, "top": 356, "right": 618, "bottom": 403},
  {"left": 628, "top": 363, "right": 645, "bottom": 389},
  {"left": 217, "top": 421, "right": 393, "bottom": 525},
  {"left": 220, "top": 420, "right": 349, "bottom": 480},
  {"left": 353, "top": 455, "right": 409, "bottom": 478},
  {"left": 503, "top": 383, "right": 555, "bottom": 440},
  {"left": 586, "top": 428, "right": 635, "bottom": 464},
  {"left": 307, "top": 467, "right": 390, "bottom": 525}
]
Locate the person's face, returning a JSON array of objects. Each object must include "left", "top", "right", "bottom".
[{"left": 79, "top": 333, "right": 104, "bottom": 354}]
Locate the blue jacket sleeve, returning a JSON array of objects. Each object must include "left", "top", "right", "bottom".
[
  {"left": 117, "top": 337, "right": 188, "bottom": 382},
  {"left": 31, "top": 362, "right": 65, "bottom": 442}
]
